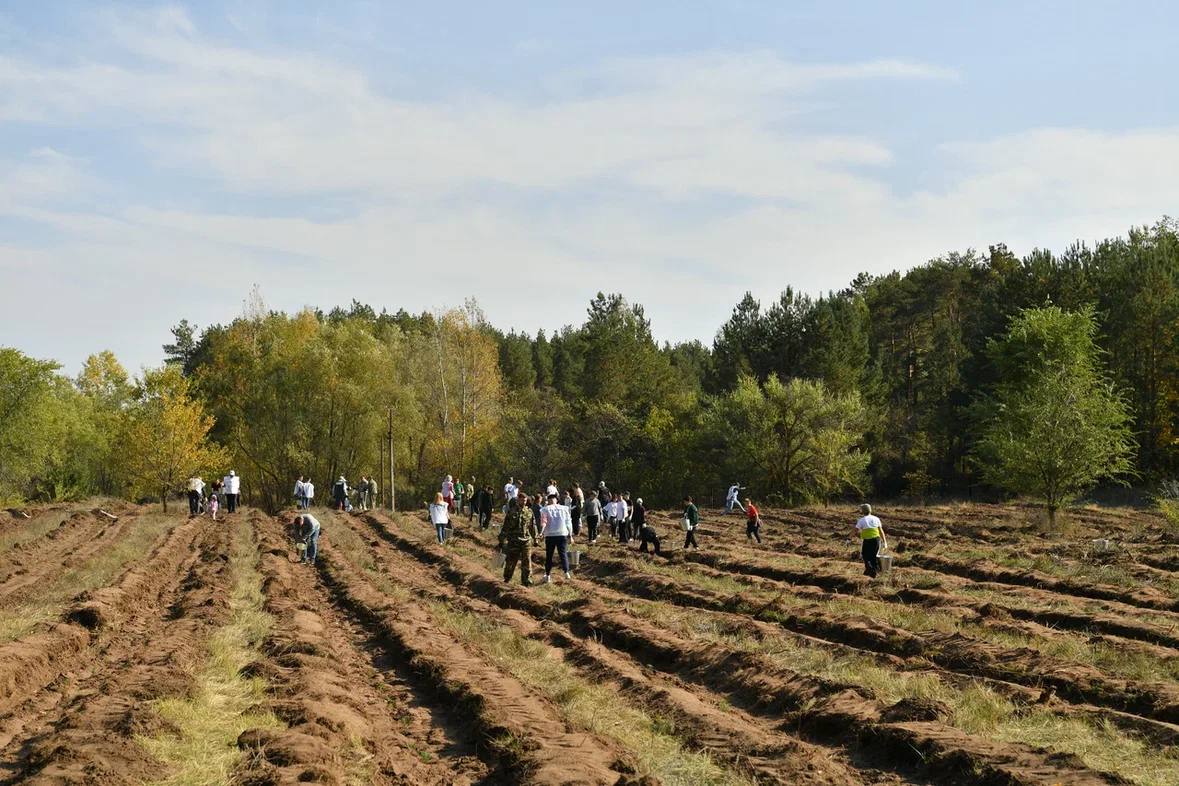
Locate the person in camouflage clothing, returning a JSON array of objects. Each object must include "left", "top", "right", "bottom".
[{"left": 498, "top": 491, "right": 533, "bottom": 586}]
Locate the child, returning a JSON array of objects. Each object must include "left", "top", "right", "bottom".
[{"left": 209, "top": 492, "right": 219, "bottom": 521}]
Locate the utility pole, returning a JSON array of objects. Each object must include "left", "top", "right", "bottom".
[
  {"left": 387, "top": 408, "right": 396, "bottom": 512},
  {"left": 378, "top": 435, "right": 385, "bottom": 508}
]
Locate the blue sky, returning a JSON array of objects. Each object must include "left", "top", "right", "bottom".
[{"left": 2, "top": 1, "right": 1177, "bottom": 373}]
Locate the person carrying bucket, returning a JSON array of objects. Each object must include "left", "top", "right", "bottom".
[{"left": 855, "top": 503, "right": 888, "bottom": 578}]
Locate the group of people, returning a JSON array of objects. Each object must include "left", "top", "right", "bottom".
[
  {"left": 292, "top": 474, "right": 379, "bottom": 512},
  {"left": 184, "top": 470, "right": 242, "bottom": 519}
]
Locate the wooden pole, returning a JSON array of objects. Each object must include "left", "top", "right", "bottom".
[{"left": 387, "top": 408, "right": 396, "bottom": 512}]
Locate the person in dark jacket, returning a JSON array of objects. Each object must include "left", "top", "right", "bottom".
[
  {"left": 498, "top": 493, "right": 533, "bottom": 586},
  {"left": 682, "top": 496, "right": 700, "bottom": 549},
  {"left": 636, "top": 498, "right": 661, "bottom": 555}
]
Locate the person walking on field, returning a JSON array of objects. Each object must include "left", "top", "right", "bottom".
[
  {"left": 208, "top": 491, "right": 219, "bottom": 520},
  {"left": 304, "top": 478, "right": 315, "bottom": 509},
  {"left": 441, "top": 475, "right": 455, "bottom": 513},
  {"left": 296, "top": 513, "right": 322, "bottom": 565},
  {"left": 333, "top": 476, "right": 350, "bottom": 511},
  {"left": 584, "top": 490, "right": 602, "bottom": 543},
  {"left": 636, "top": 499, "right": 661, "bottom": 555},
  {"left": 568, "top": 487, "right": 582, "bottom": 540},
  {"left": 856, "top": 504, "right": 887, "bottom": 578},
  {"left": 356, "top": 475, "right": 369, "bottom": 510},
  {"left": 453, "top": 477, "right": 465, "bottom": 515},
  {"left": 498, "top": 492, "right": 533, "bottom": 586},
  {"left": 475, "top": 485, "right": 493, "bottom": 529},
  {"left": 466, "top": 477, "right": 477, "bottom": 520},
  {"left": 186, "top": 475, "right": 205, "bottom": 516},
  {"left": 540, "top": 493, "right": 573, "bottom": 583},
  {"left": 429, "top": 492, "right": 451, "bottom": 544},
  {"left": 745, "top": 498, "right": 763, "bottom": 543},
  {"left": 682, "top": 496, "right": 701, "bottom": 549},
  {"left": 223, "top": 470, "right": 241, "bottom": 513},
  {"left": 725, "top": 483, "right": 745, "bottom": 514}
]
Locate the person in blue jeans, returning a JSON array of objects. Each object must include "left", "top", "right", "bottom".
[
  {"left": 429, "top": 492, "right": 450, "bottom": 544},
  {"left": 297, "top": 513, "right": 322, "bottom": 565}
]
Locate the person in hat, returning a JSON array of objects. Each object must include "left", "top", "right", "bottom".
[
  {"left": 855, "top": 503, "right": 888, "bottom": 578},
  {"left": 636, "top": 498, "right": 660, "bottom": 555},
  {"left": 223, "top": 470, "right": 241, "bottom": 513},
  {"left": 333, "top": 475, "right": 350, "bottom": 510}
]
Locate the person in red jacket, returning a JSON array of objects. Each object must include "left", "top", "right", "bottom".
[{"left": 744, "top": 498, "right": 762, "bottom": 544}]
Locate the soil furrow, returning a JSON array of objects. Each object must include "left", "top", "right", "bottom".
[
  {"left": 314, "top": 519, "right": 649, "bottom": 785},
  {"left": 365, "top": 512, "right": 1128, "bottom": 786},
  {"left": 0, "top": 517, "right": 231, "bottom": 784},
  {"left": 237, "top": 514, "right": 491, "bottom": 785},
  {"left": 0, "top": 510, "right": 137, "bottom": 603}
]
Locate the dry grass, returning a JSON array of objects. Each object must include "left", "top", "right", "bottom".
[
  {"left": 140, "top": 518, "right": 282, "bottom": 786},
  {"left": 0, "top": 505, "right": 77, "bottom": 552},
  {"left": 0, "top": 512, "right": 177, "bottom": 642}
]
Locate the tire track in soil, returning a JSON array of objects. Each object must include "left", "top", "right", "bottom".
[
  {"left": 332, "top": 511, "right": 898, "bottom": 786},
  {"left": 236, "top": 513, "right": 491, "bottom": 785},
  {"left": 0, "top": 509, "right": 140, "bottom": 603},
  {"left": 311, "top": 516, "right": 653, "bottom": 786},
  {"left": 0, "top": 515, "right": 232, "bottom": 784},
  {"left": 366, "top": 512, "right": 1130, "bottom": 786}
]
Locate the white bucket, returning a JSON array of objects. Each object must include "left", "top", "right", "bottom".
[
  {"left": 879, "top": 553, "right": 894, "bottom": 574},
  {"left": 443, "top": 527, "right": 454, "bottom": 542},
  {"left": 1091, "top": 538, "right": 1111, "bottom": 552},
  {"left": 568, "top": 549, "right": 581, "bottom": 568},
  {"left": 681, "top": 518, "right": 693, "bottom": 532},
  {"left": 492, "top": 551, "right": 506, "bottom": 570}
]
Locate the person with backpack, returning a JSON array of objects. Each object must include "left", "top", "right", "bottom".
[
  {"left": 498, "top": 492, "right": 533, "bottom": 586},
  {"left": 856, "top": 503, "right": 888, "bottom": 578},
  {"left": 429, "top": 492, "right": 451, "bottom": 544},
  {"left": 293, "top": 476, "right": 307, "bottom": 510},
  {"left": 745, "top": 498, "right": 763, "bottom": 543},
  {"left": 682, "top": 496, "right": 700, "bottom": 549}
]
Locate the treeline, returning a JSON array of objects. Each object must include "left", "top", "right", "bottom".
[{"left": 1, "top": 219, "right": 1174, "bottom": 511}]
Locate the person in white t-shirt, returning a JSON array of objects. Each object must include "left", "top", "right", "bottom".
[
  {"left": 294, "top": 476, "right": 307, "bottom": 510},
  {"left": 429, "top": 492, "right": 451, "bottom": 544},
  {"left": 539, "top": 493, "right": 573, "bottom": 582},
  {"left": 186, "top": 476, "right": 205, "bottom": 516},
  {"left": 304, "top": 479, "right": 315, "bottom": 508}
]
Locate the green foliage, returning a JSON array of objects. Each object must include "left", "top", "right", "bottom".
[
  {"left": 973, "top": 306, "right": 1136, "bottom": 521},
  {"left": 712, "top": 375, "right": 869, "bottom": 505},
  {"left": 0, "top": 348, "right": 63, "bottom": 502}
]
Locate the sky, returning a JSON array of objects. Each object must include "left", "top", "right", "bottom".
[{"left": 2, "top": 1, "right": 1177, "bottom": 374}]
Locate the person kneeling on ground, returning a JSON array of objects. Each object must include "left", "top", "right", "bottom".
[
  {"left": 498, "top": 493, "right": 532, "bottom": 586},
  {"left": 636, "top": 498, "right": 660, "bottom": 555},
  {"left": 540, "top": 493, "right": 573, "bottom": 583},
  {"left": 745, "top": 498, "right": 762, "bottom": 544},
  {"left": 429, "top": 492, "right": 450, "bottom": 544},
  {"left": 296, "top": 513, "right": 321, "bottom": 565},
  {"left": 855, "top": 503, "right": 887, "bottom": 578}
]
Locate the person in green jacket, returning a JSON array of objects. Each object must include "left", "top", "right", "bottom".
[
  {"left": 682, "top": 496, "right": 700, "bottom": 550},
  {"left": 498, "top": 492, "right": 533, "bottom": 586}
]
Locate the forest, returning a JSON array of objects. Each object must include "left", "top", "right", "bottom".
[{"left": 2, "top": 218, "right": 1175, "bottom": 513}]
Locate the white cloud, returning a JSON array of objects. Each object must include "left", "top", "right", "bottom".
[{"left": 0, "top": 8, "right": 1175, "bottom": 374}]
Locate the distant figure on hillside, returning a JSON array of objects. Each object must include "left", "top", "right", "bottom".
[
  {"left": 498, "top": 492, "right": 532, "bottom": 586},
  {"left": 855, "top": 503, "right": 887, "bottom": 579},
  {"left": 475, "top": 484, "right": 494, "bottom": 529},
  {"left": 186, "top": 475, "right": 205, "bottom": 516},
  {"left": 546, "top": 479, "right": 559, "bottom": 498},
  {"left": 682, "top": 496, "right": 700, "bottom": 550},
  {"left": 442, "top": 474, "right": 455, "bottom": 512},
  {"left": 725, "top": 483, "right": 745, "bottom": 514},
  {"left": 209, "top": 492, "right": 219, "bottom": 520},
  {"left": 466, "top": 477, "right": 477, "bottom": 519},
  {"left": 429, "top": 492, "right": 450, "bottom": 544},
  {"left": 223, "top": 471, "right": 241, "bottom": 513},
  {"left": 297, "top": 513, "right": 322, "bottom": 565},
  {"left": 294, "top": 475, "right": 307, "bottom": 509},
  {"left": 540, "top": 493, "right": 572, "bottom": 583},
  {"left": 504, "top": 476, "right": 517, "bottom": 502},
  {"left": 453, "top": 476, "right": 464, "bottom": 515},
  {"left": 567, "top": 487, "right": 582, "bottom": 539},
  {"left": 745, "top": 498, "right": 762, "bottom": 543},
  {"left": 357, "top": 475, "right": 370, "bottom": 510},
  {"left": 304, "top": 478, "right": 315, "bottom": 508},
  {"left": 631, "top": 495, "right": 647, "bottom": 545}
]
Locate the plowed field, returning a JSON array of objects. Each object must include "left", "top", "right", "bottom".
[{"left": 1, "top": 501, "right": 1176, "bottom": 785}]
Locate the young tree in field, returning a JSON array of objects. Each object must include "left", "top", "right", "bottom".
[
  {"left": 973, "top": 306, "right": 1135, "bottom": 526},
  {"left": 715, "top": 375, "right": 869, "bottom": 505},
  {"left": 118, "top": 366, "right": 227, "bottom": 511}
]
